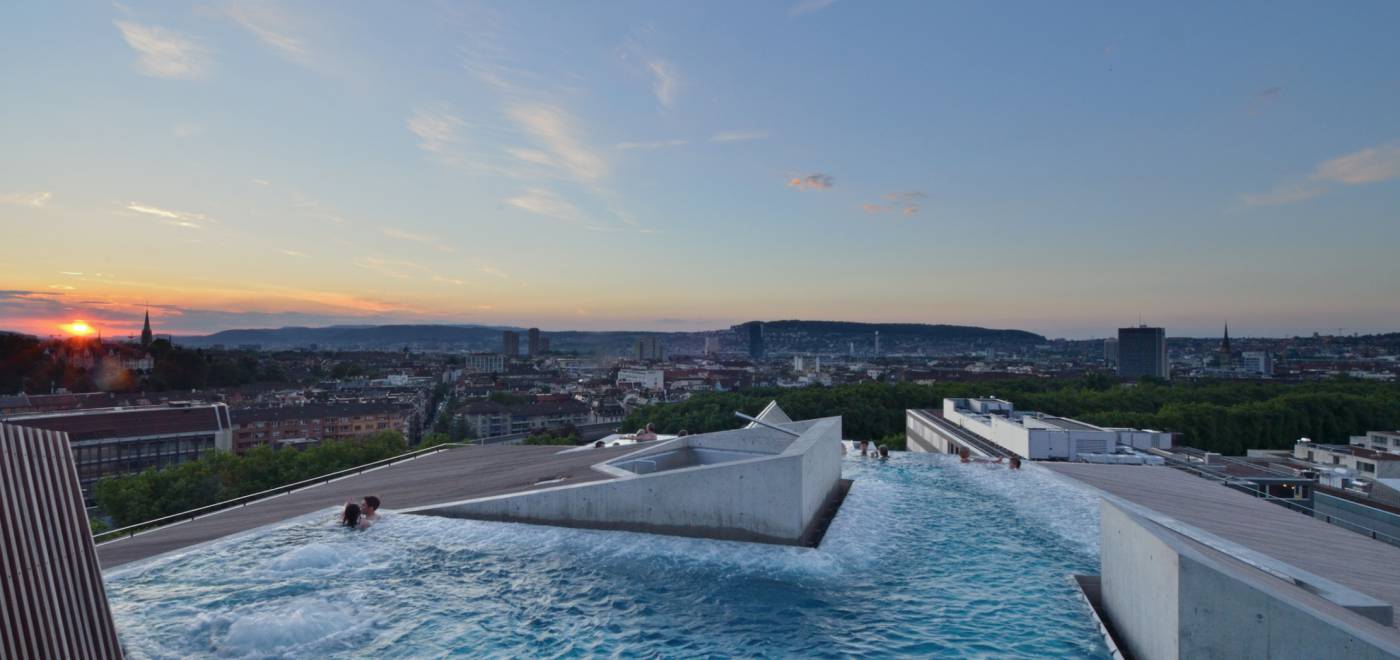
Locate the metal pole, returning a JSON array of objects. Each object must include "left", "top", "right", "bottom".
[{"left": 733, "top": 411, "right": 801, "bottom": 437}]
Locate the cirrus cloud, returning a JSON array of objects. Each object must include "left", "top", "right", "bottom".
[
  {"left": 114, "top": 20, "right": 209, "bottom": 79},
  {"left": 788, "top": 173, "right": 834, "bottom": 190}
]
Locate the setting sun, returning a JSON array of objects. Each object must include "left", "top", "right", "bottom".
[{"left": 60, "top": 320, "right": 95, "bottom": 337}]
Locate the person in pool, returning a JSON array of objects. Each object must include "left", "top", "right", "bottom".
[
  {"left": 877, "top": 445, "right": 890, "bottom": 460},
  {"left": 341, "top": 502, "right": 367, "bottom": 529},
  {"left": 361, "top": 495, "right": 381, "bottom": 523}
]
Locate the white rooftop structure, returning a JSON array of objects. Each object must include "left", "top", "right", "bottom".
[{"left": 939, "top": 397, "right": 1173, "bottom": 461}]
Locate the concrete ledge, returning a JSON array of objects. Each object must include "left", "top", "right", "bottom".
[
  {"left": 1100, "top": 499, "right": 1400, "bottom": 659},
  {"left": 1072, "top": 575, "right": 1130, "bottom": 660}
]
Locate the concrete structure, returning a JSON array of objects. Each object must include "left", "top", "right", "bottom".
[
  {"left": 406, "top": 403, "right": 847, "bottom": 546},
  {"left": 703, "top": 336, "right": 719, "bottom": 355},
  {"left": 1241, "top": 350, "right": 1275, "bottom": 376},
  {"left": 635, "top": 336, "right": 663, "bottom": 361},
  {"left": 1118, "top": 325, "right": 1168, "bottom": 380},
  {"left": 1353, "top": 431, "right": 1400, "bottom": 453},
  {"left": 461, "top": 352, "right": 505, "bottom": 374},
  {"left": 527, "top": 328, "right": 542, "bottom": 357},
  {"left": 501, "top": 330, "right": 519, "bottom": 357},
  {"left": 746, "top": 322, "right": 765, "bottom": 360},
  {"left": 231, "top": 402, "right": 408, "bottom": 453},
  {"left": 1097, "top": 497, "right": 1400, "bottom": 659},
  {"left": 1, "top": 422, "right": 124, "bottom": 659},
  {"left": 460, "top": 398, "right": 591, "bottom": 438},
  {"left": 616, "top": 367, "right": 664, "bottom": 391},
  {"left": 907, "top": 397, "right": 1172, "bottom": 460},
  {"left": 1295, "top": 440, "right": 1400, "bottom": 480},
  {"left": 1103, "top": 337, "right": 1118, "bottom": 365},
  {"left": 5, "top": 403, "right": 233, "bottom": 499}
]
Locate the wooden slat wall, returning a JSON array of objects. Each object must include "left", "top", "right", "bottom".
[{"left": 1, "top": 422, "right": 123, "bottom": 659}]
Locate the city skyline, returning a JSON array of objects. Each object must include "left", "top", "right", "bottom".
[{"left": 4, "top": 1, "right": 1400, "bottom": 339}]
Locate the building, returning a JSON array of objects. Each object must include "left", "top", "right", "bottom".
[
  {"left": 703, "top": 336, "right": 719, "bottom": 355},
  {"left": 1241, "top": 350, "right": 1274, "bottom": 376},
  {"left": 460, "top": 398, "right": 591, "bottom": 438},
  {"left": 617, "top": 367, "right": 665, "bottom": 391},
  {"left": 462, "top": 352, "right": 505, "bottom": 374},
  {"left": 140, "top": 307, "right": 153, "bottom": 348},
  {"left": 1219, "top": 323, "right": 1234, "bottom": 367},
  {"left": 502, "top": 330, "right": 519, "bottom": 357},
  {"left": 4, "top": 403, "right": 233, "bottom": 499},
  {"left": 230, "top": 402, "right": 409, "bottom": 453},
  {"left": 1295, "top": 440, "right": 1400, "bottom": 480},
  {"left": 746, "top": 322, "right": 765, "bottom": 360},
  {"left": 528, "top": 328, "right": 542, "bottom": 357},
  {"left": 1117, "top": 325, "right": 1168, "bottom": 380},
  {"left": 635, "top": 336, "right": 662, "bottom": 361},
  {"left": 1353, "top": 430, "right": 1400, "bottom": 453},
  {"left": 1103, "top": 337, "right": 1118, "bottom": 365},
  {"left": 906, "top": 397, "right": 1172, "bottom": 461}
]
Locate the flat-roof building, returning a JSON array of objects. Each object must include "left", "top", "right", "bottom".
[
  {"left": 1117, "top": 325, "right": 1168, "bottom": 380},
  {"left": 230, "top": 402, "right": 409, "bottom": 453},
  {"left": 4, "top": 403, "right": 232, "bottom": 499},
  {"left": 907, "top": 397, "right": 1172, "bottom": 461}
]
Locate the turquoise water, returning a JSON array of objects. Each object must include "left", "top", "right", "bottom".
[{"left": 106, "top": 453, "right": 1109, "bottom": 658}]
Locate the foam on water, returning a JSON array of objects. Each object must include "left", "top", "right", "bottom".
[{"left": 107, "top": 453, "right": 1109, "bottom": 659}]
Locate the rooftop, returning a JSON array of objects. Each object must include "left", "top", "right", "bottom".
[{"left": 6, "top": 403, "right": 228, "bottom": 441}]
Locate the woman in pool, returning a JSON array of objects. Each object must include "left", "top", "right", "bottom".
[{"left": 341, "top": 502, "right": 368, "bottom": 529}]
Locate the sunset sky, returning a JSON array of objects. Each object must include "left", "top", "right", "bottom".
[{"left": 3, "top": 1, "right": 1399, "bottom": 339}]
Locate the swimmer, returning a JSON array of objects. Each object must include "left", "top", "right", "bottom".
[
  {"left": 341, "top": 503, "right": 367, "bottom": 529},
  {"left": 1009, "top": 456, "right": 1022, "bottom": 470},
  {"left": 877, "top": 445, "right": 890, "bottom": 459},
  {"left": 361, "top": 495, "right": 381, "bottom": 523}
]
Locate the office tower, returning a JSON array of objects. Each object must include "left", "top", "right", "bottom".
[
  {"left": 528, "top": 328, "right": 541, "bottom": 357},
  {"left": 502, "top": 330, "right": 519, "bottom": 357},
  {"left": 874, "top": 331, "right": 881, "bottom": 356},
  {"left": 703, "top": 336, "right": 719, "bottom": 355},
  {"left": 1117, "top": 326, "right": 1168, "bottom": 380},
  {"left": 635, "top": 336, "right": 662, "bottom": 361},
  {"left": 746, "top": 322, "right": 765, "bottom": 360},
  {"left": 1103, "top": 338, "right": 1119, "bottom": 365},
  {"left": 1241, "top": 351, "right": 1274, "bottom": 376}
]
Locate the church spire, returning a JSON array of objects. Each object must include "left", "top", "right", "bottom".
[
  {"left": 141, "top": 306, "right": 153, "bottom": 348},
  {"left": 1219, "top": 322, "right": 1232, "bottom": 366}
]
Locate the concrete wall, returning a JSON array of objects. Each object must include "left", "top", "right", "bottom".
[
  {"left": 1312, "top": 492, "right": 1400, "bottom": 549},
  {"left": 1099, "top": 499, "right": 1400, "bottom": 660},
  {"left": 407, "top": 417, "right": 843, "bottom": 545}
]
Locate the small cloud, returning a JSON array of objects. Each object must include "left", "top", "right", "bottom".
[
  {"left": 224, "top": 0, "right": 314, "bottom": 68},
  {"left": 48, "top": 284, "right": 76, "bottom": 291},
  {"left": 790, "top": 0, "right": 837, "bottom": 17},
  {"left": 1314, "top": 142, "right": 1400, "bottom": 185},
  {"left": 250, "top": 178, "right": 271, "bottom": 186},
  {"left": 58, "top": 271, "right": 83, "bottom": 276},
  {"left": 865, "top": 191, "right": 925, "bottom": 216},
  {"left": 506, "top": 103, "right": 606, "bottom": 182},
  {"left": 787, "top": 173, "right": 834, "bottom": 190},
  {"left": 504, "top": 147, "right": 555, "bottom": 167},
  {"left": 431, "top": 275, "right": 466, "bottom": 286},
  {"left": 408, "top": 107, "right": 465, "bottom": 156},
  {"left": 615, "top": 139, "right": 688, "bottom": 151},
  {"left": 124, "top": 202, "right": 216, "bottom": 228},
  {"left": 114, "top": 20, "right": 208, "bottom": 79},
  {"left": 504, "top": 188, "right": 583, "bottom": 224},
  {"left": 861, "top": 203, "right": 889, "bottom": 214},
  {"left": 379, "top": 226, "right": 434, "bottom": 243},
  {"left": 279, "top": 249, "right": 308, "bottom": 257},
  {"left": 172, "top": 122, "right": 204, "bottom": 139},
  {"left": 0, "top": 191, "right": 52, "bottom": 207},
  {"left": 646, "top": 58, "right": 680, "bottom": 109},
  {"left": 711, "top": 130, "right": 768, "bottom": 143},
  {"left": 479, "top": 264, "right": 509, "bottom": 279},
  {"left": 1242, "top": 141, "right": 1400, "bottom": 206}
]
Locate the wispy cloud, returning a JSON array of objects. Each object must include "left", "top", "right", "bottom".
[
  {"left": 646, "top": 59, "right": 680, "bottom": 109},
  {"left": 505, "top": 188, "right": 583, "bottom": 224},
  {"left": 864, "top": 191, "right": 924, "bottom": 217},
  {"left": 0, "top": 191, "right": 52, "bottom": 208},
  {"left": 114, "top": 20, "right": 208, "bottom": 79},
  {"left": 506, "top": 104, "right": 606, "bottom": 182},
  {"left": 407, "top": 106, "right": 465, "bottom": 156},
  {"left": 790, "top": 0, "right": 838, "bottom": 17},
  {"left": 172, "top": 122, "right": 204, "bottom": 139},
  {"left": 379, "top": 227, "right": 433, "bottom": 243},
  {"left": 616, "top": 139, "right": 688, "bottom": 151},
  {"left": 479, "top": 264, "right": 509, "bottom": 279},
  {"left": 279, "top": 249, "right": 308, "bottom": 257},
  {"left": 431, "top": 275, "right": 466, "bottom": 286},
  {"left": 1242, "top": 141, "right": 1400, "bottom": 206},
  {"left": 711, "top": 130, "right": 768, "bottom": 143},
  {"left": 788, "top": 173, "right": 835, "bottom": 190},
  {"left": 124, "top": 202, "right": 216, "bottom": 229},
  {"left": 224, "top": 0, "right": 315, "bottom": 68},
  {"left": 354, "top": 256, "right": 427, "bottom": 280}
]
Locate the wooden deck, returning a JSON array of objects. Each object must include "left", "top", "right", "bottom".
[
  {"left": 1043, "top": 462, "right": 1400, "bottom": 628},
  {"left": 97, "top": 444, "right": 636, "bottom": 570}
]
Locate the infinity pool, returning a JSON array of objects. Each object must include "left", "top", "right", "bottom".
[{"left": 106, "top": 453, "right": 1108, "bottom": 658}]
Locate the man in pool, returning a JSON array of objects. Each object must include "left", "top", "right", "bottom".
[{"left": 361, "top": 495, "right": 381, "bottom": 523}]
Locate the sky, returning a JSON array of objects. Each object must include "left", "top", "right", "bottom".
[{"left": 2, "top": 1, "right": 1399, "bottom": 340}]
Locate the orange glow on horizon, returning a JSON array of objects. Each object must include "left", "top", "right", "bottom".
[{"left": 60, "top": 320, "right": 96, "bottom": 337}]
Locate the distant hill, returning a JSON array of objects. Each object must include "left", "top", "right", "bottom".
[
  {"left": 755, "top": 320, "right": 1046, "bottom": 344},
  {"left": 177, "top": 324, "right": 514, "bottom": 349}
]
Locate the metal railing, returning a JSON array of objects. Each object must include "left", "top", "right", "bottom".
[{"left": 92, "top": 442, "right": 469, "bottom": 544}]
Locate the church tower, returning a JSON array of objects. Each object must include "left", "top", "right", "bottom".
[
  {"left": 141, "top": 307, "right": 153, "bottom": 348},
  {"left": 1219, "top": 323, "right": 1232, "bottom": 367}
]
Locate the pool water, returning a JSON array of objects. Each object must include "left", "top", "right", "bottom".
[{"left": 105, "top": 453, "right": 1109, "bottom": 658}]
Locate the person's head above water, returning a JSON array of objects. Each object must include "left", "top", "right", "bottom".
[
  {"left": 1009, "top": 456, "right": 1022, "bottom": 470},
  {"left": 594, "top": 440, "right": 605, "bottom": 448},
  {"left": 342, "top": 503, "right": 362, "bottom": 528},
  {"left": 959, "top": 447, "right": 970, "bottom": 463},
  {"left": 361, "top": 495, "right": 380, "bottom": 514},
  {"left": 878, "top": 445, "right": 890, "bottom": 458}
]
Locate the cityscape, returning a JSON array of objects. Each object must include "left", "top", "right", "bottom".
[{"left": 3, "top": 1, "right": 1400, "bottom": 659}]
